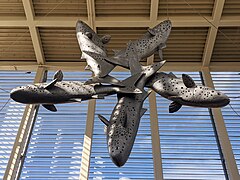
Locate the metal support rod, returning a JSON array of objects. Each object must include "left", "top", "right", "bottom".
[
  {"left": 201, "top": 67, "right": 240, "bottom": 180},
  {"left": 3, "top": 67, "right": 47, "bottom": 180}
]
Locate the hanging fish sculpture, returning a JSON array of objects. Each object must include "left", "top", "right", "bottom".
[
  {"left": 146, "top": 72, "right": 230, "bottom": 113},
  {"left": 96, "top": 19, "right": 171, "bottom": 69},
  {"left": 98, "top": 51, "right": 166, "bottom": 167},
  {"left": 82, "top": 19, "right": 172, "bottom": 83},
  {"left": 10, "top": 70, "right": 142, "bottom": 112},
  {"left": 76, "top": 20, "right": 123, "bottom": 86}
]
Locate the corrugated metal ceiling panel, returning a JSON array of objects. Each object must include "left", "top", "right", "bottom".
[
  {"left": 158, "top": 0, "right": 215, "bottom": 18},
  {"left": 33, "top": 0, "right": 88, "bottom": 17},
  {"left": 222, "top": 0, "right": 240, "bottom": 18},
  {"left": 154, "top": 27, "right": 208, "bottom": 62},
  {"left": 0, "top": 0, "right": 25, "bottom": 17},
  {"left": 95, "top": 0, "right": 151, "bottom": 18},
  {"left": 211, "top": 27, "right": 240, "bottom": 62},
  {"left": 39, "top": 27, "right": 82, "bottom": 62},
  {"left": 0, "top": 28, "right": 36, "bottom": 61}
]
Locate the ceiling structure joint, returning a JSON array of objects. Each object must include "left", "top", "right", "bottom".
[
  {"left": 22, "top": 0, "right": 45, "bottom": 65},
  {"left": 201, "top": 0, "right": 225, "bottom": 68}
]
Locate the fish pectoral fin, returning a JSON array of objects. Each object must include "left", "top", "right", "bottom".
[
  {"left": 44, "top": 79, "right": 58, "bottom": 90},
  {"left": 182, "top": 74, "right": 196, "bottom": 88},
  {"left": 98, "top": 114, "right": 110, "bottom": 126},
  {"left": 53, "top": 70, "right": 63, "bottom": 81},
  {"left": 140, "top": 108, "right": 147, "bottom": 117},
  {"left": 85, "top": 32, "right": 92, "bottom": 39},
  {"left": 168, "top": 96, "right": 182, "bottom": 101},
  {"left": 69, "top": 98, "right": 82, "bottom": 102},
  {"left": 147, "top": 28, "right": 156, "bottom": 36},
  {"left": 101, "top": 34, "right": 111, "bottom": 44},
  {"left": 169, "top": 101, "right": 182, "bottom": 113},
  {"left": 42, "top": 104, "right": 57, "bottom": 112},
  {"left": 92, "top": 94, "right": 105, "bottom": 99},
  {"left": 84, "top": 65, "right": 92, "bottom": 71},
  {"left": 158, "top": 43, "right": 167, "bottom": 60}
]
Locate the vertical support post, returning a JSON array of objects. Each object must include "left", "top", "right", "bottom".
[
  {"left": 79, "top": 1, "right": 96, "bottom": 179},
  {"left": 201, "top": 67, "right": 240, "bottom": 180},
  {"left": 79, "top": 99, "right": 96, "bottom": 180},
  {"left": 147, "top": 56, "right": 164, "bottom": 180},
  {"left": 3, "top": 67, "right": 47, "bottom": 180}
]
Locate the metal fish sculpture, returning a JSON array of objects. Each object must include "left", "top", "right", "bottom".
[
  {"left": 146, "top": 72, "right": 230, "bottom": 113},
  {"left": 76, "top": 20, "right": 123, "bottom": 86},
  {"left": 98, "top": 52, "right": 166, "bottom": 167},
  {"left": 98, "top": 19, "right": 172, "bottom": 69},
  {"left": 10, "top": 70, "right": 142, "bottom": 112}
]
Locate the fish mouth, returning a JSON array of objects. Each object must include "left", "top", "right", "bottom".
[
  {"left": 10, "top": 88, "right": 28, "bottom": 103},
  {"left": 110, "top": 152, "right": 128, "bottom": 167}
]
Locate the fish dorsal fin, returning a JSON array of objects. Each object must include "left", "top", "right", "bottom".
[
  {"left": 128, "top": 51, "right": 142, "bottom": 75},
  {"left": 85, "top": 32, "right": 92, "bottom": 39},
  {"left": 53, "top": 70, "right": 63, "bottom": 81},
  {"left": 44, "top": 79, "right": 58, "bottom": 90},
  {"left": 169, "top": 101, "right": 182, "bottom": 113},
  {"left": 169, "top": 72, "right": 177, "bottom": 78},
  {"left": 101, "top": 34, "right": 111, "bottom": 44},
  {"left": 182, "top": 74, "right": 196, "bottom": 88},
  {"left": 42, "top": 104, "right": 57, "bottom": 112},
  {"left": 140, "top": 108, "right": 147, "bottom": 117},
  {"left": 147, "top": 28, "right": 156, "bottom": 36},
  {"left": 98, "top": 114, "right": 110, "bottom": 126}
]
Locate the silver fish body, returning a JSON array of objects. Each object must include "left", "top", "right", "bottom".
[{"left": 146, "top": 72, "right": 230, "bottom": 110}]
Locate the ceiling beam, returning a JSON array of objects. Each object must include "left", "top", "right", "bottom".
[
  {"left": 1, "top": 61, "right": 240, "bottom": 71},
  {"left": 150, "top": 0, "right": 159, "bottom": 26},
  {"left": 22, "top": 0, "right": 45, "bottom": 65},
  {"left": 1, "top": 16, "right": 240, "bottom": 28},
  {"left": 79, "top": 1, "right": 96, "bottom": 179},
  {"left": 202, "top": 0, "right": 225, "bottom": 67},
  {"left": 86, "top": 0, "right": 96, "bottom": 29}
]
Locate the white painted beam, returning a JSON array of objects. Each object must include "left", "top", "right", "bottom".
[
  {"left": 201, "top": 67, "right": 240, "bottom": 180},
  {"left": 22, "top": 0, "right": 45, "bottom": 65},
  {"left": 3, "top": 67, "right": 46, "bottom": 180},
  {"left": 202, "top": 0, "right": 225, "bottom": 67}
]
